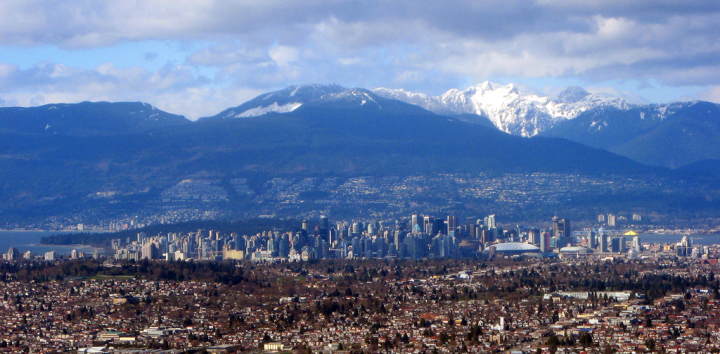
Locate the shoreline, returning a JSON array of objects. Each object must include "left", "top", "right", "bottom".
[
  {"left": 34, "top": 243, "right": 104, "bottom": 248},
  {"left": 0, "top": 229, "right": 114, "bottom": 232}
]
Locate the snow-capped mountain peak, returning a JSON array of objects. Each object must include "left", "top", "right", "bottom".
[
  {"left": 374, "top": 81, "right": 629, "bottom": 137},
  {"left": 206, "top": 84, "right": 347, "bottom": 120}
]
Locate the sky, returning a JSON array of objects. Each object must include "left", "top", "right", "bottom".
[{"left": 0, "top": 1, "right": 719, "bottom": 120}]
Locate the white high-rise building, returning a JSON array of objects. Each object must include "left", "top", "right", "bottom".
[
  {"left": 485, "top": 214, "right": 496, "bottom": 229},
  {"left": 607, "top": 214, "right": 616, "bottom": 227},
  {"left": 44, "top": 251, "right": 56, "bottom": 261},
  {"left": 632, "top": 235, "right": 641, "bottom": 252}
]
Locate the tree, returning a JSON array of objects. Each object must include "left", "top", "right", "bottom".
[
  {"left": 547, "top": 335, "right": 559, "bottom": 346},
  {"left": 645, "top": 338, "right": 656, "bottom": 352}
]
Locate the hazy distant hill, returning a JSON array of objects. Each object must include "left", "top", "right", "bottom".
[{"left": 0, "top": 101, "right": 190, "bottom": 136}]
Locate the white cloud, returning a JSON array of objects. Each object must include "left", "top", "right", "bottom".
[
  {"left": 268, "top": 46, "right": 300, "bottom": 67},
  {"left": 0, "top": 60, "right": 261, "bottom": 119},
  {"left": 698, "top": 86, "right": 720, "bottom": 104},
  {"left": 585, "top": 86, "right": 651, "bottom": 104},
  {"left": 0, "top": 1, "right": 719, "bottom": 110},
  {"left": 187, "top": 45, "right": 267, "bottom": 67}
]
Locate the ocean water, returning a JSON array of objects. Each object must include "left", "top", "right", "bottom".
[
  {"left": 631, "top": 234, "right": 719, "bottom": 246},
  {"left": 0, "top": 231, "right": 103, "bottom": 257}
]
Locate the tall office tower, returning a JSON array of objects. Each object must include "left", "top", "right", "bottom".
[
  {"left": 320, "top": 215, "right": 329, "bottom": 230},
  {"left": 394, "top": 230, "right": 403, "bottom": 252},
  {"left": 319, "top": 215, "right": 329, "bottom": 241},
  {"left": 598, "top": 214, "right": 606, "bottom": 223},
  {"left": 367, "top": 223, "right": 375, "bottom": 236},
  {"left": 468, "top": 224, "right": 477, "bottom": 239},
  {"left": 632, "top": 235, "right": 641, "bottom": 252},
  {"left": 302, "top": 220, "right": 308, "bottom": 231},
  {"left": 611, "top": 237, "right": 623, "bottom": 253},
  {"left": 681, "top": 235, "right": 691, "bottom": 248},
  {"left": 528, "top": 228, "right": 537, "bottom": 245},
  {"left": 424, "top": 216, "right": 434, "bottom": 235},
  {"left": 677, "top": 235, "right": 691, "bottom": 257},
  {"left": 493, "top": 227, "right": 502, "bottom": 242},
  {"left": 551, "top": 217, "right": 571, "bottom": 238},
  {"left": 279, "top": 235, "right": 290, "bottom": 258},
  {"left": 540, "top": 232, "right": 548, "bottom": 252},
  {"left": 411, "top": 215, "right": 420, "bottom": 234},
  {"left": 292, "top": 232, "right": 302, "bottom": 251},
  {"left": 352, "top": 222, "right": 361, "bottom": 234},
  {"left": 561, "top": 219, "right": 571, "bottom": 238},
  {"left": 485, "top": 214, "right": 496, "bottom": 229},
  {"left": 447, "top": 215, "right": 457, "bottom": 236},
  {"left": 375, "top": 238, "right": 386, "bottom": 258},
  {"left": 159, "top": 236, "right": 168, "bottom": 254},
  {"left": 383, "top": 230, "right": 391, "bottom": 244},
  {"left": 598, "top": 231, "right": 606, "bottom": 252},
  {"left": 328, "top": 229, "right": 337, "bottom": 245},
  {"left": 235, "top": 234, "right": 246, "bottom": 251},
  {"left": 363, "top": 237, "right": 372, "bottom": 258},
  {"left": 267, "top": 238, "right": 276, "bottom": 255},
  {"left": 588, "top": 230, "right": 596, "bottom": 249},
  {"left": 433, "top": 218, "right": 445, "bottom": 235},
  {"left": 352, "top": 237, "right": 361, "bottom": 258},
  {"left": 338, "top": 226, "right": 347, "bottom": 241}
]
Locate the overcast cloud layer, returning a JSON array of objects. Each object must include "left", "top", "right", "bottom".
[{"left": 0, "top": 0, "right": 719, "bottom": 119}]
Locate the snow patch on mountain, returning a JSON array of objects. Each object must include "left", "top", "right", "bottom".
[
  {"left": 237, "top": 102, "right": 302, "bottom": 117},
  {"left": 374, "top": 82, "right": 630, "bottom": 137}
]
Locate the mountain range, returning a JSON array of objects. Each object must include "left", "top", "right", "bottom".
[
  {"left": 207, "top": 83, "right": 720, "bottom": 169},
  {"left": 1, "top": 83, "right": 719, "bottom": 226},
  {"left": 0, "top": 101, "right": 189, "bottom": 136},
  {"left": 540, "top": 101, "right": 720, "bottom": 168},
  {"left": 374, "top": 82, "right": 629, "bottom": 137},
  {"left": 373, "top": 83, "right": 720, "bottom": 169}
]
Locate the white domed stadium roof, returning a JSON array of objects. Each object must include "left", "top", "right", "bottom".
[{"left": 492, "top": 242, "right": 541, "bottom": 252}]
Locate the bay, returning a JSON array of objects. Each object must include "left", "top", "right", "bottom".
[
  {"left": 636, "top": 233, "right": 719, "bottom": 246},
  {"left": 0, "top": 230, "right": 104, "bottom": 257}
]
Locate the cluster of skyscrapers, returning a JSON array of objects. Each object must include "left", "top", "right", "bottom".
[{"left": 110, "top": 214, "right": 586, "bottom": 261}]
